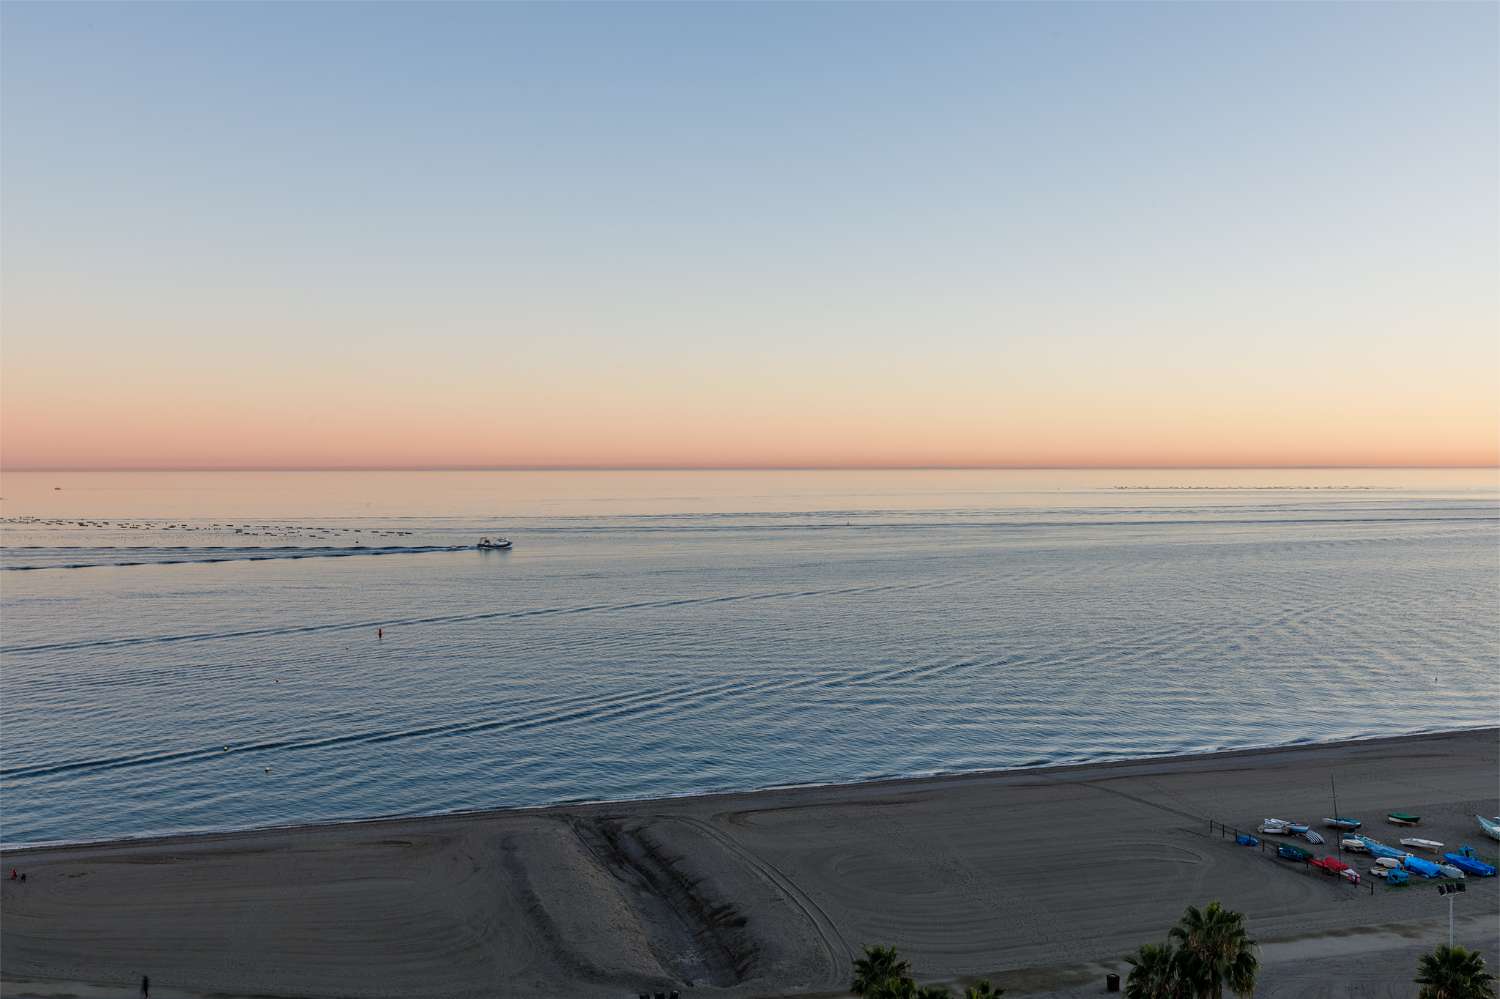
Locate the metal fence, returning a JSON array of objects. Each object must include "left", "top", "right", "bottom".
[{"left": 1206, "top": 818, "right": 1375, "bottom": 895}]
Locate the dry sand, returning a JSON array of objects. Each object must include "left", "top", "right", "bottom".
[{"left": 3, "top": 729, "right": 1496, "bottom": 998}]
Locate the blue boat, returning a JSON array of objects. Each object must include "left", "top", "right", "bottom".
[
  {"left": 1236, "top": 833, "right": 1259, "bottom": 847},
  {"left": 1386, "top": 868, "right": 1410, "bottom": 886},
  {"left": 1443, "top": 853, "right": 1497, "bottom": 877},
  {"left": 1357, "top": 835, "right": 1409, "bottom": 861},
  {"left": 1403, "top": 855, "right": 1442, "bottom": 878},
  {"left": 1323, "top": 817, "right": 1362, "bottom": 831},
  {"left": 1287, "top": 823, "right": 1310, "bottom": 835}
]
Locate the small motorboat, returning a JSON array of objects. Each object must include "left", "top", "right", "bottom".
[
  {"left": 1370, "top": 866, "right": 1391, "bottom": 879},
  {"left": 1287, "top": 822, "right": 1311, "bottom": 835},
  {"left": 1375, "top": 856, "right": 1401, "bottom": 869},
  {"left": 1259, "top": 819, "right": 1291, "bottom": 835},
  {"left": 1400, "top": 837, "right": 1444, "bottom": 852},
  {"left": 1437, "top": 864, "right": 1466, "bottom": 880},
  {"left": 476, "top": 536, "right": 513, "bottom": 551},
  {"left": 1277, "top": 843, "right": 1313, "bottom": 862},
  {"left": 1324, "top": 817, "right": 1362, "bottom": 831},
  {"left": 1302, "top": 829, "right": 1325, "bottom": 845},
  {"left": 1386, "top": 868, "right": 1410, "bottom": 885},
  {"left": 1339, "top": 867, "right": 1361, "bottom": 885},
  {"left": 1477, "top": 815, "right": 1500, "bottom": 842},
  {"left": 1444, "top": 853, "right": 1497, "bottom": 877},
  {"left": 1340, "top": 837, "right": 1367, "bottom": 852},
  {"left": 1387, "top": 812, "right": 1421, "bottom": 827},
  {"left": 1235, "top": 833, "right": 1260, "bottom": 847}
]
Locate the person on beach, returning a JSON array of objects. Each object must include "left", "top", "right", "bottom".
[{"left": 141, "top": 975, "right": 149, "bottom": 997}]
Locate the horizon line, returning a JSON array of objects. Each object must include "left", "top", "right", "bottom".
[{"left": 4, "top": 464, "right": 1498, "bottom": 473}]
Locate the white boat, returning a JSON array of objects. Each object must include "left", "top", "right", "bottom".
[
  {"left": 1376, "top": 857, "right": 1401, "bottom": 869},
  {"left": 1339, "top": 867, "right": 1361, "bottom": 884},
  {"left": 1340, "top": 837, "right": 1367, "bottom": 852},
  {"left": 1438, "top": 864, "right": 1466, "bottom": 880},
  {"left": 1370, "top": 866, "right": 1390, "bottom": 879},
  {"left": 477, "top": 537, "right": 513, "bottom": 551},
  {"left": 1400, "top": 837, "right": 1444, "bottom": 852},
  {"left": 1259, "top": 820, "right": 1290, "bottom": 835},
  {"left": 1478, "top": 815, "right": 1500, "bottom": 842}
]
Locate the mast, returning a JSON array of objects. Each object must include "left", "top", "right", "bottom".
[{"left": 1331, "top": 775, "right": 1340, "bottom": 859}]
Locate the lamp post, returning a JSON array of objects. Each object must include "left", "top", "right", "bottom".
[{"left": 1437, "top": 882, "right": 1466, "bottom": 947}]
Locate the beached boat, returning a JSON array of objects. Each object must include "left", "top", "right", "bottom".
[
  {"left": 1402, "top": 855, "right": 1442, "bottom": 878},
  {"left": 1287, "top": 822, "right": 1310, "bottom": 835},
  {"left": 1477, "top": 815, "right": 1500, "bottom": 842},
  {"left": 1438, "top": 864, "right": 1466, "bottom": 880},
  {"left": 1277, "top": 843, "right": 1313, "bottom": 861},
  {"left": 1339, "top": 867, "right": 1361, "bottom": 885},
  {"left": 1324, "top": 817, "right": 1362, "bottom": 831},
  {"left": 1386, "top": 868, "right": 1410, "bottom": 885},
  {"left": 477, "top": 537, "right": 513, "bottom": 550},
  {"left": 1301, "top": 829, "right": 1325, "bottom": 845},
  {"left": 1235, "top": 833, "right": 1259, "bottom": 847},
  {"left": 1399, "top": 837, "right": 1443, "bottom": 852},
  {"left": 1340, "top": 837, "right": 1367, "bottom": 852},
  {"left": 1375, "top": 857, "right": 1401, "bottom": 869},
  {"left": 1258, "top": 820, "right": 1290, "bottom": 835},
  {"left": 1387, "top": 812, "right": 1421, "bottom": 827},
  {"left": 1444, "top": 853, "right": 1497, "bottom": 877},
  {"left": 1309, "top": 857, "right": 1349, "bottom": 875},
  {"left": 1357, "top": 836, "right": 1409, "bottom": 861}
]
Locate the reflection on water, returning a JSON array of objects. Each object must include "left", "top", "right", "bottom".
[{"left": 1, "top": 469, "right": 1496, "bottom": 845}]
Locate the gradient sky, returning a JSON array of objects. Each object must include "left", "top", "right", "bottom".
[{"left": 3, "top": 2, "right": 1496, "bottom": 469}]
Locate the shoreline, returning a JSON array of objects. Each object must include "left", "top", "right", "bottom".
[
  {"left": 5, "top": 724, "right": 1494, "bottom": 854},
  {"left": 4, "top": 727, "right": 1496, "bottom": 997}
]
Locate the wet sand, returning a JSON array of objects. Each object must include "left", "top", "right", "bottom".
[{"left": 3, "top": 728, "right": 1497, "bottom": 997}]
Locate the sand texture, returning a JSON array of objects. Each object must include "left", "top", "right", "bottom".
[{"left": 3, "top": 729, "right": 1497, "bottom": 997}]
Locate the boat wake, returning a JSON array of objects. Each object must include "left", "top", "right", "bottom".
[{"left": 0, "top": 544, "right": 469, "bottom": 571}]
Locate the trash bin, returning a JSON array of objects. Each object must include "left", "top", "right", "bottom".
[{"left": 1106, "top": 972, "right": 1121, "bottom": 992}]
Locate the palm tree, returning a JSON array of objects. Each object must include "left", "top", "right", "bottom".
[
  {"left": 865, "top": 981, "right": 917, "bottom": 999},
  {"left": 963, "top": 981, "right": 1004, "bottom": 998},
  {"left": 1169, "top": 902, "right": 1258, "bottom": 999},
  {"left": 865, "top": 979, "right": 942, "bottom": 999},
  {"left": 853, "top": 945, "right": 914, "bottom": 996},
  {"left": 1125, "top": 942, "right": 1183, "bottom": 999},
  {"left": 1416, "top": 945, "right": 1498, "bottom": 999}
]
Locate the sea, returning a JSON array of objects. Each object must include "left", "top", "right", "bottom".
[{"left": 2, "top": 468, "right": 1496, "bottom": 846}]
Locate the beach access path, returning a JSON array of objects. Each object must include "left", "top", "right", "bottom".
[{"left": 3, "top": 728, "right": 1496, "bottom": 998}]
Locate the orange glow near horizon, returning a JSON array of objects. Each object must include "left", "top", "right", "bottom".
[
  {"left": 4, "top": 359, "right": 1496, "bottom": 470},
  {"left": 4, "top": 4, "right": 1496, "bottom": 472}
]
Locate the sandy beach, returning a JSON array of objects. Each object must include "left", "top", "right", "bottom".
[{"left": 3, "top": 729, "right": 1496, "bottom": 998}]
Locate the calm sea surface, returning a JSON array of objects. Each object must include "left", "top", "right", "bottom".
[{"left": 2, "top": 469, "right": 1496, "bottom": 845}]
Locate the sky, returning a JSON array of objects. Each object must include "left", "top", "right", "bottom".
[{"left": 2, "top": 2, "right": 1496, "bottom": 470}]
